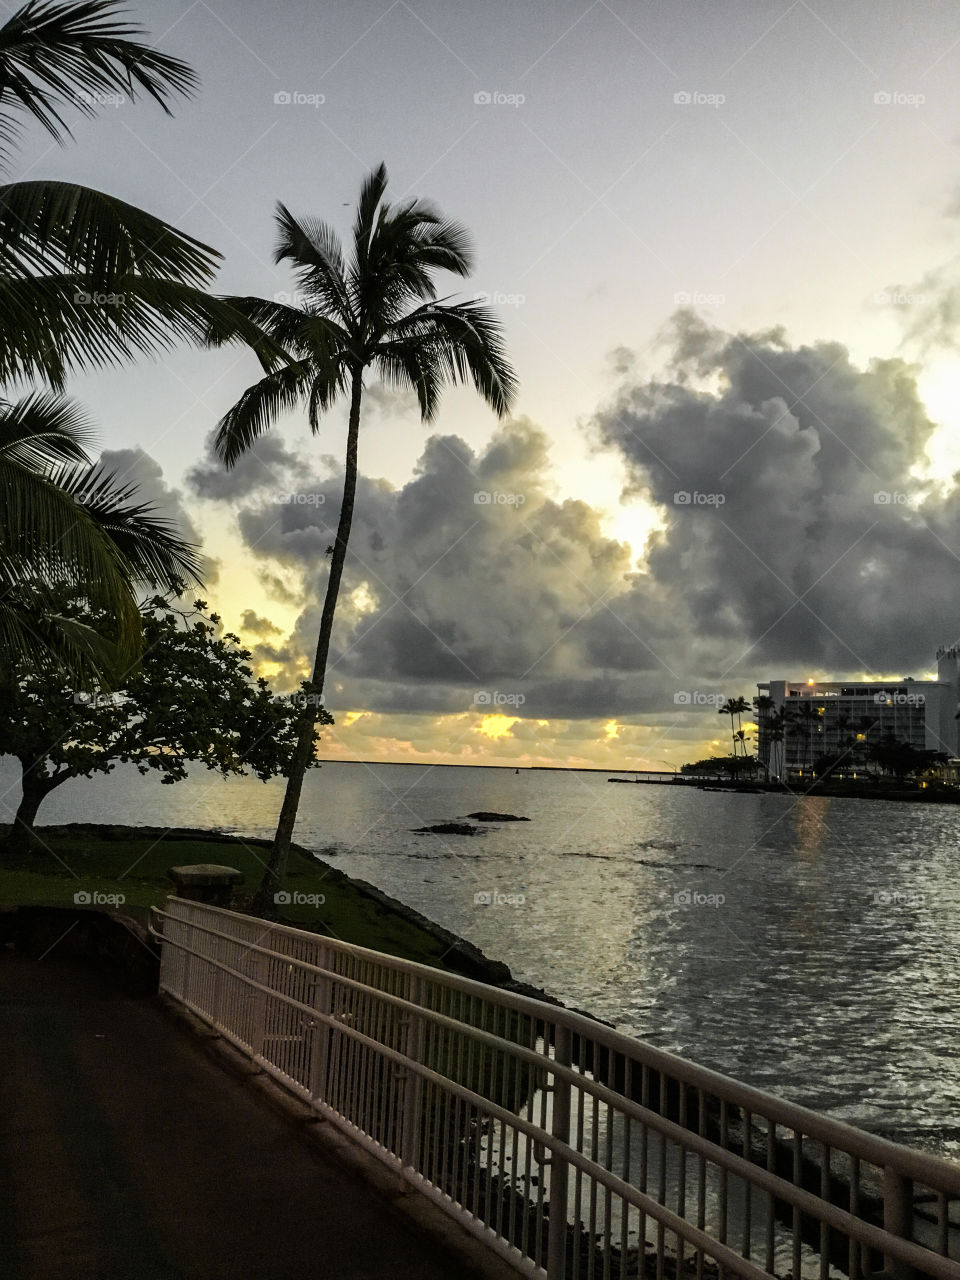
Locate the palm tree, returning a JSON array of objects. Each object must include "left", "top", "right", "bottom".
[
  {"left": 785, "top": 700, "right": 820, "bottom": 772},
  {"left": 753, "top": 693, "right": 774, "bottom": 776},
  {"left": 213, "top": 163, "right": 517, "bottom": 910},
  {"left": 768, "top": 707, "right": 787, "bottom": 779},
  {"left": 0, "top": 0, "right": 284, "bottom": 390},
  {"left": 719, "top": 695, "right": 750, "bottom": 758},
  {"left": 1, "top": 393, "right": 203, "bottom": 675},
  {"left": 0, "top": 0, "right": 283, "bottom": 672}
]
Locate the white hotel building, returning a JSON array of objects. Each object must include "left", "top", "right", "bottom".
[{"left": 756, "top": 646, "right": 960, "bottom": 777}]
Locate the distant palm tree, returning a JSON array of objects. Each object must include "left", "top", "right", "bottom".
[
  {"left": 212, "top": 163, "right": 518, "bottom": 910},
  {"left": 753, "top": 693, "right": 775, "bottom": 777},
  {"left": 768, "top": 707, "right": 786, "bottom": 778},
  {"left": 785, "top": 700, "right": 820, "bottom": 771},
  {"left": 720, "top": 695, "right": 751, "bottom": 759}
]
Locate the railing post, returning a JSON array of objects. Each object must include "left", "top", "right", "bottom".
[
  {"left": 308, "top": 947, "right": 333, "bottom": 1105},
  {"left": 883, "top": 1167, "right": 914, "bottom": 1280},
  {"left": 210, "top": 925, "right": 225, "bottom": 1028},
  {"left": 249, "top": 950, "right": 268, "bottom": 1061},
  {"left": 400, "top": 973, "right": 426, "bottom": 1168},
  {"left": 547, "top": 1023, "right": 572, "bottom": 1280}
]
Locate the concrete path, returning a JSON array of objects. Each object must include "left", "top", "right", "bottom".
[{"left": 0, "top": 954, "right": 477, "bottom": 1279}]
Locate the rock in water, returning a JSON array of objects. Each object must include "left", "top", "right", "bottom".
[
  {"left": 465, "top": 811, "right": 530, "bottom": 822},
  {"left": 413, "top": 822, "right": 483, "bottom": 835}
]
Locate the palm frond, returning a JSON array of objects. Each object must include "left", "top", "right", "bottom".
[
  {"left": 55, "top": 463, "right": 204, "bottom": 590},
  {"left": 0, "top": 180, "right": 219, "bottom": 283},
  {"left": 0, "top": 446, "right": 141, "bottom": 656},
  {"left": 0, "top": 591, "right": 121, "bottom": 681},
  {"left": 0, "top": 272, "right": 291, "bottom": 389},
  {"left": 380, "top": 300, "right": 517, "bottom": 418},
  {"left": 0, "top": 0, "right": 197, "bottom": 164},
  {"left": 274, "top": 203, "right": 352, "bottom": 325},
  {"left": 214, "top": 360, "right": 316, "bottom": 466},
  {"left": 0, "top": 388, "right": 93, "bottom": 467}
]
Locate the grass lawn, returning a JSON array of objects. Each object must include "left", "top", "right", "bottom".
[{"left": 0, "top": 826, "right": 460, "bottom": 971}]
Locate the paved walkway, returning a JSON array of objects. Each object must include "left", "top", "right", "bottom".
[{"left": 0, "top": 955, "right": 474, "bottom": 1279}]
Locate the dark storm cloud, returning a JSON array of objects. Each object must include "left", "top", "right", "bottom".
[
  {"left": 186, "top": 430, "right": 302, "bottom": 501},
  {"left": 593, "top": 313, "right": 960, "bottom": 677},
  {"left": 197, "top": 321, "right": 960, "bottom": 724},
  {"left": 100, "top": 447, "right": 219, "bottom": 586}
]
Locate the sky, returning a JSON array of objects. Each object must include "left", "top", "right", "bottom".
[{"left": 30, "top": 0, "right": 960, "bottom": 768}]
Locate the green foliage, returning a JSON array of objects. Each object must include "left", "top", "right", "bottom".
[
  {"left": 0, "top": 394, "right": 202, "bottom": 677},
  {"left": 680, "top": 754, "right": 758, "bottom": 778},
  {"left": 0, "top": 598, "right": 331, "bottom": 839}
]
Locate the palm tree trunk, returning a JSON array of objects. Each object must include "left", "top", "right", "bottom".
[{"left": 251, "top": 369, "right": 364, "bottom": 915}]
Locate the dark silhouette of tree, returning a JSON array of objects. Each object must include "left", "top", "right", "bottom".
[{"left": 210, "top": 164, "right": 517, "bottom": 912}]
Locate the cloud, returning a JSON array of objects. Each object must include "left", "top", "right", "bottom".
[
  {"left": 592, "top": 312, "right": 960, "bottom": 676},
  {"left": 240, "top": 609, "right": 281, "bottom": 636},
  {"left": 186, "top": 429, "right": 302, "bottom": 501},
  {"left": 197, "top": 320, "right": 960, "bottom": 763},
  {"left": 99, "top": 446, "right": 219, "bottom": 587}
]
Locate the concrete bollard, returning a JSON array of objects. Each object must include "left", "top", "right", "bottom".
[{"left": 167, "top": 864, "right": 244, "bottom": 908}]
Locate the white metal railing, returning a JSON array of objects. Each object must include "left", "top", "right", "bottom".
[{"left": 150, "top": 898, "right": 960, "bottom": 1280}]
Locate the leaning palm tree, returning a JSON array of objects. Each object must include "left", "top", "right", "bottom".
[
  {"left": 1, "top": 393, "right": 203, "bottom": 675},
  {"left": 213, "top": 163, "right": 517, "bottom": 909}
]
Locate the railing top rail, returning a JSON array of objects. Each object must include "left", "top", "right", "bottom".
[{"left": 157, "top": 897, "right": 960, "bottom": 1190}]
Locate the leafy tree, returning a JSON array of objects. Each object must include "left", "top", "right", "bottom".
[
  {"left": 211, "top": 162, "right": 517, "bottom": 911},
  {"left": 0, "top": 598, "right": 330, "bottom": 851},
  {"left": 867, "top": 733, "right": 945, "bottom": 782},
  {"left": 681, "top": 753, "right": 758, "bottom": 780}
]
